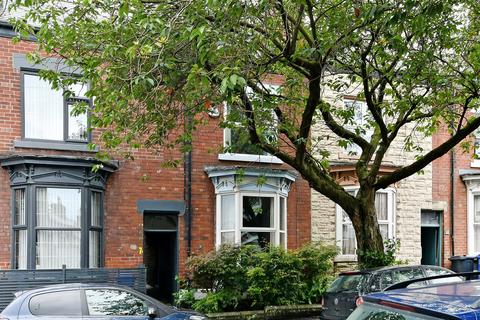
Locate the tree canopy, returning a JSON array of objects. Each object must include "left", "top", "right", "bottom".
[{"left": 10, "top": 0, "right": 480, "bottom": 266}]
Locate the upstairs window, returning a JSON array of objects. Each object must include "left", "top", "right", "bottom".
[
  {"left": 220, "top": 85, "right": 282, "bottom": 163},
  {"left": 23, "top": 72, "right": 89, "bottom": 142},
  {"left": 344, "top": 99, "right": 373, "bottom": 155}
]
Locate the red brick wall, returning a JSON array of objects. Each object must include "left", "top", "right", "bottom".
[
  {"left": 433, "top": 124, "right": 472, "bottom": 267},
  {"left": 0, "top": 36, "right": 311, "bottom": 272}
]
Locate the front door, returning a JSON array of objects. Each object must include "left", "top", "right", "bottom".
[
  {"left": 421, "top": 210, "right": 442, "bottom": 266},
  {"left": 143, "top": 214, "right": 178, "bottom": 302}
]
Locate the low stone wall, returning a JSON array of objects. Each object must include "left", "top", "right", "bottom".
[{"left": 206, "top": 304, "right": 323, "bottom": 319}]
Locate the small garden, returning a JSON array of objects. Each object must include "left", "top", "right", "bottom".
[{"left": 175, "top": 242, "right": 337, "bottom": 314}]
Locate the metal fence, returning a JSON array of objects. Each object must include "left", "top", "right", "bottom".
[{"left": 0, "top": 266, "right": 146, "bottom": 311}]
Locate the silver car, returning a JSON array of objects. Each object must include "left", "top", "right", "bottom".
[{"left": 0, "top": 283, "right": 205, "bottom": 320}]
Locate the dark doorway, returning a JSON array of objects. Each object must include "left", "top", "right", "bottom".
[
  {"left": 143, "top": 214, "right": 178, "bottom": 302},
  {"left": 421, "top": 210, "right": 442, "bottom": 266}
]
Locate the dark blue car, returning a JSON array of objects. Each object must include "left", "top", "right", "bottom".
[
  {"left": 348, "top": 279, "right": 480, "bottom": 319},
  {"left": 0, "top": 283, "right": 205, "bottom": 320}
]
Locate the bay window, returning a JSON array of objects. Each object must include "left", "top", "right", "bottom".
[
  {"left": 2, "top": 156, "right": 115, "bottom": 270},
  {"left": 207, "top": 167, "right": 296, "bottom": 249},
  {"left": 14, "top": 186, "right": 103, "bottom": 269}
]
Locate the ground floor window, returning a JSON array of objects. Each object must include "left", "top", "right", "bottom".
[
  {"left": 2, "top": 156, "right": 114, "bottom": 270},
  {"left": 471, "top": 194, "right": 480, "bottom": 254},
  {"left": 336, "top": 189, "right": 396, "bottom": 256},
  {"left": 218, "top": 193, "right": 287, "bottom": 248},
  {"left": 206, "top": 167, "right": 296, "bottom": 250},
  {"left": 13, "top": 186, "right": 103, "bottom": 269}
]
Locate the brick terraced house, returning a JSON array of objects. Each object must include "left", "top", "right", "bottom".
[
  {"left": 433, "top": 125, "right": 480, "bottom": 267},
  {"left": 0, "top": 20, "right": 311, "bottom": 300}
]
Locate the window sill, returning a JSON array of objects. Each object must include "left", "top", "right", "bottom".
[
  {"left": 14, "top": 140, "right": 98, "bottom": 153},
  {"left": 218, "top": 153, "right": 283, "bottom": 164},
  {"left": 334, "top": 255, "right": 358, "bottom": 263},
  {"left": 471, "top": 160, "right": 480, "bottom": 168}
]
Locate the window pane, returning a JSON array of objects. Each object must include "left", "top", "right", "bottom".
[
  {"left": 91, "top": 192, "right": 102, "bottom": 227},
  {"left": 242, "top": 196, "right": 274, "bottom": 228},
  {"left": 475, "top": 196, "right": 480, "bottom": 223},
  {"left": 36, "top": 230, "right": 81, "bottom": 269},
  {"left": 36, "top": 188, "right": 81, "bottom": 228},
  {"left": 14, "top": 189, "right": 26, "bottom": 225},
  {"left": 221, "top": 232, "right": 235, "bottom": 245},
  {"left": 241, "top": 231, "right": 273, "bottom": 248},
  {"left": 89, "top": 231, "right": 101, "bottom": 268},
  {"left": 280, "top": 232, "right": 286, "bottom": 248},
  {"left": 69, "top": 82, "right": 88, "bottom": 97},
  {"left": 68, "top": 103, "right": 88, "bottom": 141},
  {"left": 228, "top": 127, "right": 266, "bottom": 155},
  {"left": 475, "top": 225, "right": 480, "bottom": 253},
  {"left": 24, "top": 74, "right": 64, "bottom": 140},
  {"left": 221, "top": 194, "right": 235, "bottom": 230},
  {"left": 29, "top": 290, "right": 82, "bottom": 316},
  {"left": 379, "top": 223, "right": 389, "bottom": 240},
  {"left": 280, "top": 197, "right": 286, "bottom": 231},
  {"left": 375, "top": 193, "right": 388, "bottom": 221},
  {"left": 342, "top": 224, "right": 356, "bottom": 255},
  {"left": 85, "top": 289, "right": 148, "bottom": 316},
  {"left": 15, "top": 230, "right": 27, "bottom": 269}
]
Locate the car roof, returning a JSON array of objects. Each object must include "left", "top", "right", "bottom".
[
  {"left": 17, "top": 283, "right": 135, "bottom": 295},
  {"left": 339, "top": 264, "right": 447, "bottom": 276},
  {"left": 365, "top": 280, "right": 480, "bottom": 317}
]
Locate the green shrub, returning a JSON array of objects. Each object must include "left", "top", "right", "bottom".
[
  {"left": 358, "top": 239, "right": 403, "bottom": 269},
  {"left": 173, "top": 288, "right": 196, "bottom": 309},
  {"left": 182, "top": 242, "right": 337, "bottom": 313}
]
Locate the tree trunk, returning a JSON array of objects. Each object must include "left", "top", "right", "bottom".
[{"left": 349, "top": 187, "right": 386, "bottom": 268}]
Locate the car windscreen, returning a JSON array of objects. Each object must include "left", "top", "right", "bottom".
[
  {"left": 327, "top": 274, "right": 368, "bottom": 293},
  {"left": 347, "top": 303, "right": 442, "bottom": 320}
]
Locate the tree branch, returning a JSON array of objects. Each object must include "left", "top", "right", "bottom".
[{"left": 375, "top": 115, "right": 480, "bottom": 189}]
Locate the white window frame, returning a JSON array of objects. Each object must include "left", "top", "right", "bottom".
[
  {"left": 343, "top": 99, "right": 374, "bottom": 155},
  {"left": 335, "top": 187, "right": 396, "bottom": 259},
  {"left": 471, "top": 125, "right": 480, "bottom": 167},
  {"left": 215, "top": 191, "right": 287, "bottom": 249},
  {"left": 467, "top": 182, "right": 480, "bottom": 255},
  {"left": 219, "top": 84, "right": 283, "bottom": 164}
]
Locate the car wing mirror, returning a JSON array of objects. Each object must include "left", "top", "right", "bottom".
[{"left": 148, "top": 306, "right": 157, "bottom": 318}]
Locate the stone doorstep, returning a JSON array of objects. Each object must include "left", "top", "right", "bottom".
[{"left": 206, "top": 304, "right": 323, "bottom": 319}]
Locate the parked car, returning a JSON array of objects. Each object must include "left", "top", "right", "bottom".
[
  {"left": 0, "top": 283, "right": 205, "bottom": 319},
  {"left": 347, "top": 277, "right": 480, "bottom": 319},
  {"left": 320, "top": 265, "right": 461, "bottom": 320}
]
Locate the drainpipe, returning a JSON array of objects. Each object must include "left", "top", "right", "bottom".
[
  {"left": 184, "top": 112, "right": 193, "bottom": 257},
  {"left": 450, "top": 131, "right": 456, "bottom": 258}
]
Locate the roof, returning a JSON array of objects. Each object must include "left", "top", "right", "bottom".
[
  {"left": 18, "top": 283, "right": 135, "bottom": 295},
  {"left": 365, "top": 280, "right": 480, "bottom": 318}
]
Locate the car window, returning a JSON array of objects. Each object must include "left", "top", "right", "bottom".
[
  {"left": 392, "top": 268, "right": 424, "bottom": 283},
  {"left": 29, "top": 290, "right": 82, "bottom": 316},
  {"left": 348, "top": 303, "right": 441, "bottom": 320},
  {"left": 381, "top": 271, "right": 394, "bottom": 290},
  {"left": 424, "top": 266, "right": 463, "bottom": 284},
  {"left": 85, "top": 289, "right": 148, "bottom": 316},
  {"left": 327, "top": 274, "right": 368, "bottom": 293},
  {"left": 368, "top": 274, "right": 382, "bottom": 293},
  {"left": 424, "top": 266, "right": 452, "bottom": 277}
]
